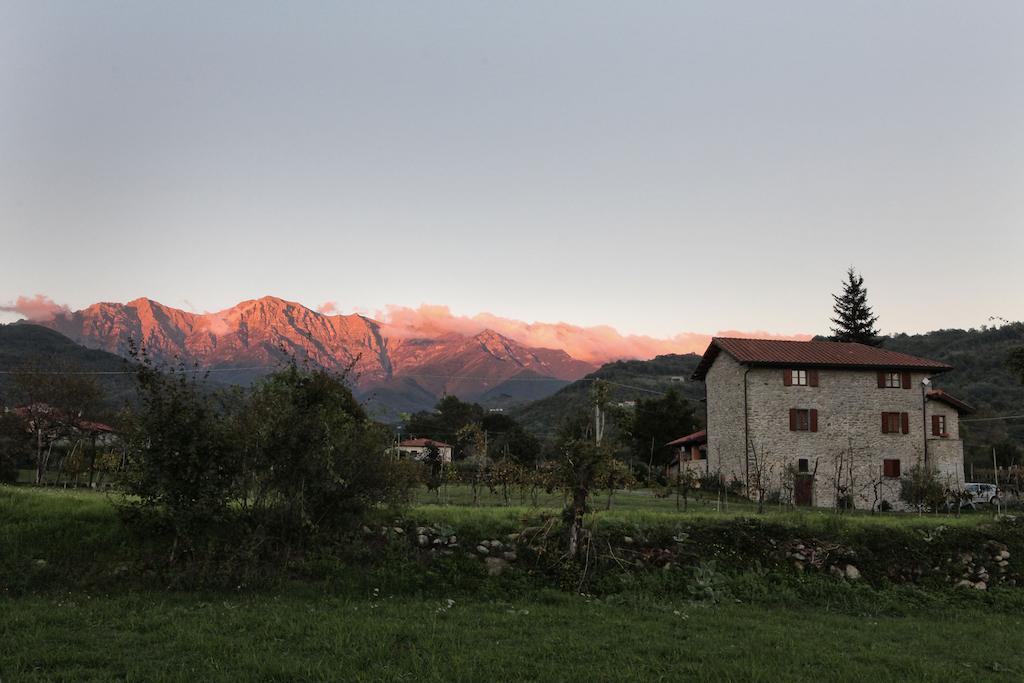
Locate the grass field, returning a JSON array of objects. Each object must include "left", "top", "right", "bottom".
[
  {"left": 3, "top": 590, "right": 1023, "bottom": 682},
  {"left": 2, "top": 485, "right": 1022, "bottom": 681}
]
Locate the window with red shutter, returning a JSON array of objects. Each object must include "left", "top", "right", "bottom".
[
  {"left": 901, "top": 372, "right": 912, "bottom": 389},
  {"left": 790, "top": 409, "right": 812, "bottom": 431},
  {"left": 809, "top": 409, "right": 818, "bottom": 433},
  {"left": 877, "top": 371, "right": 886, "bottom": 388},
  {"left": 783, "top": 369, "right": 793, "bottom": 386},
  {"left": 932, "top": 414, "right": 947, "bottom": 437},
  {"left": 883, "top": 459, "right": 901, "bottom": 478},
  {"left": 808, "top": 370, "right": 819, "bottom": 387},
  {"left": 882, "top": 412, "right": 902, "bottom": 434},
  {"left": 901, "top": 412, "right": 910, "bottom": 434}
]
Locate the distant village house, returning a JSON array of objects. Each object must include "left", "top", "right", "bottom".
[{"left": 395, "top": 438, "right": 453, "bottom": 464}]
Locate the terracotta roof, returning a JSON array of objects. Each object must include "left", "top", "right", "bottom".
[
  {"left": 665, "top": 429, "right": 707, "bottom": 448},
  {"left": 927, "top": 389, "right": 974, "bottom": 414},
  {"left": 399, "top": 438, "right": 452, "bottom": 448},
  {"left": 692, "top": 338, "right": 952, "bottom": 380}
]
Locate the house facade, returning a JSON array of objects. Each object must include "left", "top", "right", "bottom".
[
  {"left": 690, "top": 338, "right": 971, "bottom": 510},
  {"left": 395, "top": 438, "right": 453, "bottom": 463}
]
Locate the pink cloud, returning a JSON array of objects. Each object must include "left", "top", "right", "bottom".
[
  {"left": 372, "top": 303, "right": 812, "bottom": 364},
  {"left": 0, "top": 294, "right": 70, "bottom": 322},
  {"left": 317, "top": 301, "right": 340, "bottom": 315}
]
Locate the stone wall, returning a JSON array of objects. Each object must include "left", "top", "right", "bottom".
[{"left": 704, "top": 352, "right": 748, "bottom": 488}]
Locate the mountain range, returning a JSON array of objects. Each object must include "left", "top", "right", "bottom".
[{"left": 32, "top": 296, "right": 596, "bottom": 418}]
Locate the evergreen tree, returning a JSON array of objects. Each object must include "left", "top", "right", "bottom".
[{"left": 830, "top": 267, "right": 881, "bottom": 346}]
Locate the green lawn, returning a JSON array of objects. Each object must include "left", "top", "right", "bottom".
[
  {"left": 2, "top": 485, "right": 1020, "bottom": 681},
  {"left": 2, "top": 591, "right": 1023, "bottom": 682}
]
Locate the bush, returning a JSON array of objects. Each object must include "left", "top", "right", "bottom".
[{"left": 121, "top": 357, "right": 416, "bottom": 567}]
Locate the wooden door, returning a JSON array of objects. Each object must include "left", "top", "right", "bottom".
[{"left": 794, "top": 475, "right": 813, "bottom": 507}]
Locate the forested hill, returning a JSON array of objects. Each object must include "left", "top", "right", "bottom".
[
  {"left": 0, "top": 324, "right": 137, "bottom": 411},
  {"left": 510, "top": 354, "right": 705, "bottom": 438},
  {"left": 885, "top": 323, "right": 1024, "bottom": 453}
]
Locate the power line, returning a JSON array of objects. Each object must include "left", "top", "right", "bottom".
[{"left": 961, "top": 415, "right": 1024, "bottom": 423}]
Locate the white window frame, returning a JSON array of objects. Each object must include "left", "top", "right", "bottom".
[
  {"left": 792, "top": 369, "right": 808, "bottom": 386},
  {"left": 884, "top": 372, "right": 902, "bottom": 388}
]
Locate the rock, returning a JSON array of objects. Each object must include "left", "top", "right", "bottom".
[
  {"left": 393, "top": 527, "right": 405, "bottom": 535},
  {"left": 623, "top": 536, "right": 634, "bottom": 545},
  {"left": 973, "top": 581, "right": 987, "bottom": 590},
  {"left": 448, "top": 535, "right": 457, "bottom": 545},
  {"left": 955, "top": 579, "right": 974, "bottom": 589},
  {"left": 502, "top": 551, "right": 517, "bottom": 562},
  {"left": 476, "top": 545, "right": 490, "bottom": 556},
  {"left": 416, "top": 534, "right": 430, "bottom": 548},
  {"left": 489, "top": 539, "right": 503, "bottom": 549},
  {"left": 32, "top": 559, "right": 46, "bottom": 569},
  {"left": 792, "top": 553, "right": 807, "bottom": 562},
  {"left": 829, "top": 565, "right": 844, "bottom": 578},
  {"left": 506, "top": 533, "right": 520, "bottom": 541},
  {"left": 844, "top": 565, "right": 861, "bottom": 581},
  {"left": 484, "top": 557, "right": 509, "bottom": 576},
  {"left": 416, "top": 527, "right": 428, "bottom": 535},
  {"left": 433, "top": 538, "right": 443, "bottom": 546},
  {"left": 362, "top": 526, "right": 373, "bottom": 535}
]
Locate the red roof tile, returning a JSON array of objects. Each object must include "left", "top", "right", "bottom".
[
  {"left": 665, "top": 429, "right": 707, "bottom": 448},
  {"left": 399, "top": 438, "right": 452, "bottom": 448},
  {"left": 926, "top": 389, "right": 974, "bottom": 414},
  {"left": 692, "top": 338, "right": 952, "bottom": 380}
]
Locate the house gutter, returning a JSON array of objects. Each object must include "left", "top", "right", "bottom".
[{"left": 743, "top": 367, "right": 751, "bottom": 489}]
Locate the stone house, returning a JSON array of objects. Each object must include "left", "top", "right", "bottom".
[
  {"left": 664, "top": 429, "right": 707, "bottom": 480},
  {"left": 395, "top": 438, "right": 453, "bottom": 464},
  {"left": 689, "top": 338, "right": 972, "bottom": 510}
]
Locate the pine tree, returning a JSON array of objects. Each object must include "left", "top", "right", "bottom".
[{"left": 830, "top": 267, "right": 881, "bottom": 346}]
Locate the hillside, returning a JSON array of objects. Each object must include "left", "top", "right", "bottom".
[
  {"left": 511, "top": 354, "right": 705, "bottom": 438},
  {"left": 0, "top": 324, "right": 137, "bottom": 411}
]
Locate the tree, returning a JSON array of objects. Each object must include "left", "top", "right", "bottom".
[
  {"left": 238, "top": 361, "right": 412, "bottom": 530},
  {"left": 12, "top": 362, "right": 104, "bottom": 484},
  {"left": 629, "top": 389, "right": 699, "bottom": 469},
  {"left": 123, "top": 355, "right": 239, "bottom": 561},
  {"left": 830, "top": 267, "right": 881, "bottom": 346},
  {"left": 1009, "top": 347, "right": 1024, "bottom": 384}
]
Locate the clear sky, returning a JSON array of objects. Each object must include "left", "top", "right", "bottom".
[{"left": 1, "top": 1, "right": 1022, "bottom": 339}]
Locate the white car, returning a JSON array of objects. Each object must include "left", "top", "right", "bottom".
[{"left": 963, "top": 483, "right": 1000, "bottom": 507}]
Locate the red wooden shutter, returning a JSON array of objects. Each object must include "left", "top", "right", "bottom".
[
  {"left": 783, "top": 369, "right": 793, "bottom": 386},
  {"left": 931, "top": 415, "right": 940, "bottom": 436},
  {"left": 810, "top": 409, "right": 818, "bottom": 432},
  {"left": 901, "top": 372, "right": 911, "bottom": 390},
  {"left": 881, "top": 413, "right": 889, "bottom": 433},
  {"left": 789, "top": 409, "right": 797, "bottom": 431},
  {"left": 809, "top": 370, "right": 819, "bottom": 387},
  {"left": 877, "top": 371, "right": 886, "bottom": 388},
  {"left": 883, "top": 460, "right": 893, "bottom": 477},
  {"left": 901, "top": 412, "right": 910, "bottom": 434}
]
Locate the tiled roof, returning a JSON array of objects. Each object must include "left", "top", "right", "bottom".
[
  {"left": 665, "top": 429, "right": 707, "bottom": 448},
  {"left": 692, "top": 337, "right": 952, "bottom": 380},
  {"left": 927, "top": 389, "right": 974, "bottom": 414},
  {"left": 399, "top": 438, "right": 452, "bottom": 448}
]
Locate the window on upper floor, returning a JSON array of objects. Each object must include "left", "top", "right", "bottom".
[
  {"left": 877, "top": 371, "right": 911, "bottom": 389},
  {"left": 881, "top": 411, "right": 909, "bottom": 434},
  {"left": 784, "top": 369, "right": 818, "bottom": 386},
  {"left": 932, "top": 414, "right": 947, "bottom": 437}
]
